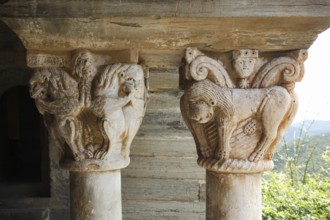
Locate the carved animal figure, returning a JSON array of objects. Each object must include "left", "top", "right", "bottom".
[
  {"left": 92, "top": 63, "right": 146, "bottom": 159},
  {"left": 29, "top": 67, "right": 87, "bottom": 161},
  {"left": 181, "top": 79, "right": 293, "bottom": 162}
]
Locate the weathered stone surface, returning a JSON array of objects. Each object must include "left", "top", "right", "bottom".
[
  {"left": 2, "top": 0, "right": 330, "bottom": 67},
  {"left": 2, "top": 1, "right": 330, "bottom": 18},
  {"left": 0, "top": 208, "right": 49, "bottom": 220},
  {"left": 29, "top": 50, "right": 148, "bottom": 171},
  {"left": 123, "top": 156, "right": 205, "bottom": 180},
  {"left": 70, "top": 170, "right": 122, "bottom": 220},
  {"left": 3, "top": 16, "right": 329, "bottom": 67},
  {"left": 206, "top": 172, "right": 262, "bottom": 220},
  {"left": 123, "top": 201, "right": 204, "bottom": 220},
  {"left": 123, "top": 178, "right": 200, "bottom": 202},
  {"left": 180, "top": 48, "right": 305, "bottom": 173}
]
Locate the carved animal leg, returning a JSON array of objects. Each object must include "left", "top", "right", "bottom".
[
  {"left": 248, "top": 133, "right": 276, "bottom": 162},
  {"left": 249, "top": 90, "right": 290, "bottom": 162},
  {"left": 64, "top": 118, "right": 85, "bottom": 161},
  {"left": 96, "top": 118, "right": 110, "bottom": 159},
  {"left": 94, "top": 119, "right": 112, "bottom": 159},
  {"left": 215, "top": 120, "right": 235, "bottom": 160}
]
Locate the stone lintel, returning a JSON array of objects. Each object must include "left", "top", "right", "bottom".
[
  {"left": 2, "top": 16, "right": 330, "bottom": 67},
  {"left": 1, "top": 0, "right": 330, "bottom": 18},
  {"left": 26, "top": 49, "right": 139, "bottom": 69}
]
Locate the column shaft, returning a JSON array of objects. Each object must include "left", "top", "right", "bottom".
[
  {"left": 206, "top": 171, "right": 262, "bottom": 220},
  {"left": 70, "top": 170, "right": 122, "bottom": 220}
]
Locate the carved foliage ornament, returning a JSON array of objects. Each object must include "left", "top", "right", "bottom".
[
  {"left": 180, "top": 48, "right": 307, "bottom": 173},
  {"left": 30, "top": 50, "right": 148, "bottom": 171}
]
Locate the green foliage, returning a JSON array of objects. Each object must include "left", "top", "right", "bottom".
[
  {"left": 262, "top": 172, "right": 330, "bottom": 220},
  {"left": 262, "top": 121, "right": 330, "bottom": 219}
]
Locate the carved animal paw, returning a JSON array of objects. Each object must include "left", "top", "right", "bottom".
[
  {"left": 248, "top": 150, "right": 265, "bottom": 162},
  {"left": 84, "top": 150, "right": 94, "bottom": 159},
  {"left": 94, "top": 149, "right": 108, "bottom": 160},
  {"left": 217, "top": 150, "right": 230, "bottom": 161},
  {"left": 73, "top": 152, "right": 85, "bottom": 161},
  {"left": 200, "top": 145, "right": 213, "bottom": 158}
]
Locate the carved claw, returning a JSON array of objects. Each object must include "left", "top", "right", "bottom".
[
  {"left": 199, "top": 145, "right": 213, "bottom": 158},
  {"left": 94, "top": 149, "right": 108, "bottom": 160},
  {"left": 248, "top": 150, "right": 265, "bottom": 162},
  {"left": 84, "top": 150, "right": 94, "bottom": 159},
  {"left": 217, "top": 150, "right": 230, "bottom": 161},
  {"left": 73, "top": 152, "right": 85, "bottom": 161}
]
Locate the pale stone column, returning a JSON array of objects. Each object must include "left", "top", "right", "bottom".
[
  {"left": 70, "top": 170, "right": 122, "bottom": 220},
  {"left": 180, "top": 48, "right": 307, "bottom": 219},
  {"left": 28, "top": 50, "right": 148, "bottom": 220}
]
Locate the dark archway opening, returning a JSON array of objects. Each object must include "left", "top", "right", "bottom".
[{"left": 0, "top": 86, "right": 49, "bottom": 197}]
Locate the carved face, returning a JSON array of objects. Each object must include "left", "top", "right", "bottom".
[
  {"left": 234, "top": 57, "right": 257, "bottom": 78},
  {"left": 30, "top": 68, "right": 51, "bottom": 100},
  {"left": 189, "top": 100, "right": 214, "bottom": 124},
  {"left": 119, "top": 65, "right": 144, "bottom": 95},
  {"left": 72, "top": 51, "right": 96, "bottom": 79}
]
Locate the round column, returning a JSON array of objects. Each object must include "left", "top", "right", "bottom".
[
  {"left": 206, "top": 171, "right": 262, "bottom": 220},
  {"left": 70, "top": 170, "right": 122, "bottom": 220}
]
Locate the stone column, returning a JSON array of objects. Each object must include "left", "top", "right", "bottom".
[
  {"left": 180, "top": 48, "right": 307, "bottom": 220},
  {"left": 28, "top": 49, "right": 148, "bottom": 220}
]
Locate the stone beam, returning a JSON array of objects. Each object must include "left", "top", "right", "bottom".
[
  {"left": 180, "top": 47, "right": 306, "bottom": 219},
  {"left": 29, "top": 49, "right": 148, "bottom": 220},
  {"left": 2, "top": 0, "right": 330, "bottom": 18},
  {"left": 1, "top": 1, "right": 330, "bottom": 67}
]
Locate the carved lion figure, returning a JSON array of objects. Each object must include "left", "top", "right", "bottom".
[
  {"left": 182, "top": 79, "right": 293, "bottom": 162},
  {"left": 181, "top": 48, "right": 304, "bottom": 168}
]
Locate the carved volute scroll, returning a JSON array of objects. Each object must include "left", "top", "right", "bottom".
[
  {"left": 180, "top": 48, "right": 307, "bottom": 173},
  {"left": 29, "top": 50, "right": 148, "bottom": 171}
]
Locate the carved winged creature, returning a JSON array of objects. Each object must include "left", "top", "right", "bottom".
[{"left": 181, "top": 48, "right": 306, "bottom": 172}]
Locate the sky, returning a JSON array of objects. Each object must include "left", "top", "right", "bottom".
[{"left": 294, "top": 28, "right": 330, "bottom": 122}]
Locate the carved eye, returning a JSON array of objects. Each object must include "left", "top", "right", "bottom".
[
  {"left": 119, "top": 72, "right": 125, "bottom": 77},
  {"left": 245, "top": 51, "right": 248, "bottom": 55}
]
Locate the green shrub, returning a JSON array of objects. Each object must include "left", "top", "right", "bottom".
[{"left": 262, "top": 172, "right": 330, "bottom": 220}]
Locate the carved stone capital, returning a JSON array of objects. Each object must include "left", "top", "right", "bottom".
[
  {"left": 29, "top": 49, "right": 148, "bottom": 171},
  {"left": 180, "top": 48, "right": 307, "bottom": 173}
]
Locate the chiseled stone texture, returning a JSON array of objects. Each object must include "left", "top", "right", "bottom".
[
  {"left": 29, "top": 50, "right": 148, "bottom": 172},
  {"left": 44, "top": 68, "right": 205, "bottom": 219},
  {"left": 180, "top": 48, "right": 306, "bottom": 174}
]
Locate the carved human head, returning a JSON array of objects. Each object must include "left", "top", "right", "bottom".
[
  {"left": 233, "top": 49, "right": 258, "bottom": 78},
  {"left": 72, "top": 49, "right": 96, "bottom": 78},
  {"left": 189, "top": 100, "right": 214, "bottom": 124},
  {"left": 30, "top": 68, "right": 52, "bottom": 100}
]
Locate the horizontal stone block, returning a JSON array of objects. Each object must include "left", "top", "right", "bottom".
[
  {"left": 122, "top": 156, "right": 205, "bottom": 180},
  {"left": 123, "top": 200, "right": 204, "bottom": 220},
  {"left": 131, "top": 136, "right": 196, "bottom": 157},
  {"left": 0, "top": 208, "right": 49, "bottom": 220},
  {"left": 122, "top": 177, "right": 200, "bottom": 202}
]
